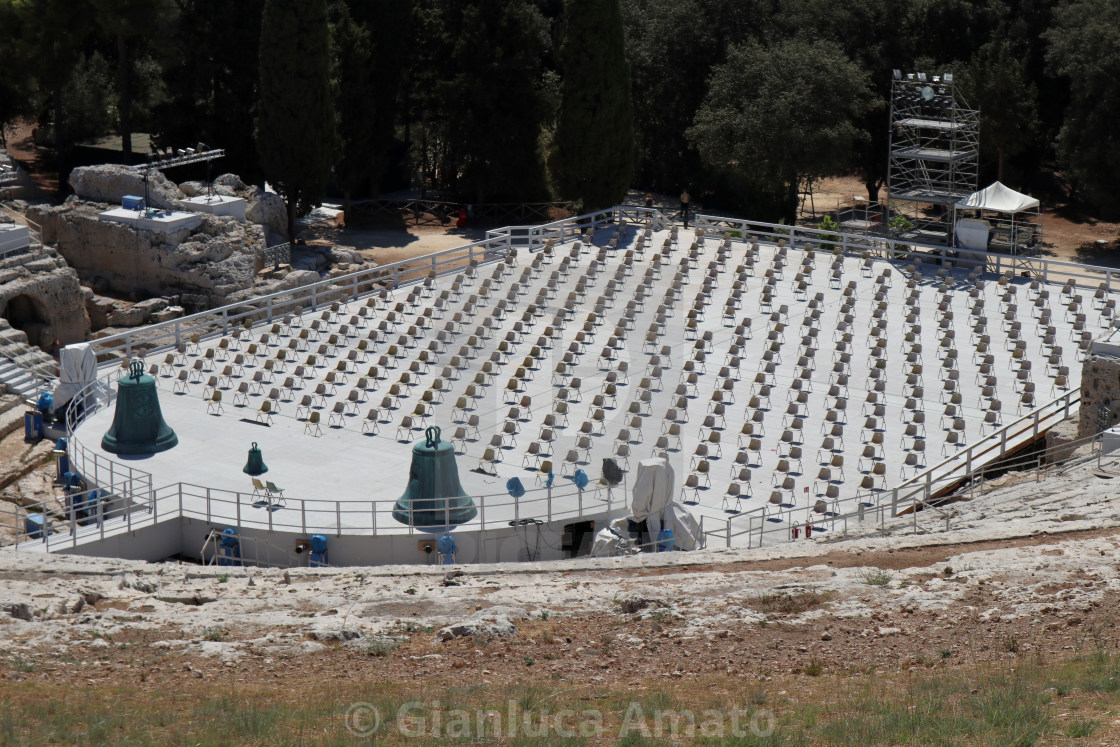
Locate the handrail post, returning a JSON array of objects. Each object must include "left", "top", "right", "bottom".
[
  {"left": 336, "top": 502, "right": 341, "bottom": 537},
  {"left": 267, "top": 298, "right": 273, "bottom": 324},
  {"left": 236, "top": 492, "right": 241, "bottom": 528},
  {"left": 301, "top": 499, "right": 306, "bottom": 534},
  {"left": 206, "top": 487, "right": 211, "bottom": 523},
  {"left": 221, "top": 308, "right": 228, "bottom": 336}
]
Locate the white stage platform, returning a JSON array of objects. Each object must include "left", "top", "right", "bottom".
[
  {"left": 0, "top": 223, "right": 30, "bottom": 256},
  {"left": 99, "top": 208, "right": 203, "bottom": 234},
  {"left": 179, "top": 194, "right": 246, "bottom": 221},
  {"left": 53, "top": 219, "right": 1101, "bottom": 564}
]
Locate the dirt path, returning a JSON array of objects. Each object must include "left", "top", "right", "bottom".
[{"left": 810, "top": 175, "right": 1120, "bottom": 266}]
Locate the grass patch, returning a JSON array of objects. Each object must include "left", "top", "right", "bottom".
[
  {"left": 859, "top": 569, "right": 895, "bottom": 587},
  {"left": 752, "top": 590, "right": 831, "bottom": 615},
  {"left": 4, "top": 652, "right": 1120, "bottom": 744}
]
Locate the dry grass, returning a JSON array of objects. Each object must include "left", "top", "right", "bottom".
[{"left": 4, "top": 649, "right": 1120, "bottom": 745}]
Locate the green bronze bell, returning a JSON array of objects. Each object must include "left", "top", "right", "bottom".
[
  {"left": 393, "top": 426, "right": 478, "bottom": 527},
  {"left": 101, "top": 360, "right": 178, "bottom": 455},
  {"left": 243, "top": 441, "right": 268, "bottom": 476}
]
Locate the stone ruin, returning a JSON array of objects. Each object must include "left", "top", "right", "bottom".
[{"left": 19, "top": 165, "right": 377, "bottom": 334}]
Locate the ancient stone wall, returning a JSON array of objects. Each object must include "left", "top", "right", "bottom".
[
  {"left": 0, "top": 254, "right": 90, "bottom": 349},
  {"left": 1077, "top": 354, "right": 1120, "bottom": 438},
  {"left": 28, "top": 200, "right": 265, "bottom": 309}
]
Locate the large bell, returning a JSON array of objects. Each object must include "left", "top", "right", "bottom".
[
  {"left": 243, "top": 442, "right": 268, "bottom": 476},
  {"left": 101, "top": 360, "right": 178, "bottom": 455},
  {"left": 392, "top": 426, "right": 477, "bottom": 527}
]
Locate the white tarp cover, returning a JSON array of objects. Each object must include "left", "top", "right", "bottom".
[
  {"left": 955, "top": 218, "right": 991, "bottom": 251},
  {"left": 955, "top": 181, "right": 1040, "bottom": 214},
  {"left": 53, "top": 343, "right": 100, "bottom": 406},
  {"left": 628, "top": 456, "right": 700, "bottom": 550},
  {"left": 664, "top": 502, "right": 702, "bottom": 551},
  {"left": 631, "top": 456, "right": 676, "bottom": 541}
]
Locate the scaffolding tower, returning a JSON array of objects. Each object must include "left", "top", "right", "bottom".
[{"left": 886, "top": 70, "right": 979, "bottom": 247}]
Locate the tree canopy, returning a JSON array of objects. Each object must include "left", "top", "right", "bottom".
[
  {"left": 553, "top": 0, "right": 634, "bottom": 211},
  {"left": 256, "top": 0, "right": 336, "bottom": 238},
  {"left": 1044, "top": 0, "right": 1120, "bottom": 216},
  {"left": 1, "top": 0, "right": 1118, "bottom": 218},
  {"left": 689, "top": 39, "right": 874, "bottom": 221}
]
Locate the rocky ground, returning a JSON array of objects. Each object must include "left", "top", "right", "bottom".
[{"left": 3, "top": 437, "right": 1120, "bottom": 704}]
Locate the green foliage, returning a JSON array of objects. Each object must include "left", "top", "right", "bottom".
[
  {"left": 622, "top": 0, "right": 716, "bottom": 193},
  {"left": 444, "top": 0, "right": 552, "bottom": 203},
  {"left": 157, "top": 0, "right": 266, "bottom": 183},
  {"left": 330, "top": 0, "right": 412, "bottom": 206},
  {"left": 859, "top": 569, "right": 894, "bottom": 587},
  {"left": 257, "top": 0, "right": 337, "bottom": 237},
  {"left": 554, "top": 0, "right": 634, "bottom": 210},
  {"left": 963, "top": 39, "right": 1040, "bottom": 183},
  {"left": 1045, "top": 0, "right": 1120, "bottom": 217},
  {"left": 689, "top": 39, "right": 874, "bottom": 222},
  {"left": 817, "top": 215, "right": 840, "bottom": 247}
]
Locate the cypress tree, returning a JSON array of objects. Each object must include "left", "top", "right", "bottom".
[
  {"left": 256, "top": 0, "right": 336, "bottom": 240},
  {"left": 553, "top": 0, "right": 633, "bottom": 211}
]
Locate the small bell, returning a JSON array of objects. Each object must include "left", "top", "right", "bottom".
[{"left": 243, "top": 441, "right": 268, "bottom": 476}]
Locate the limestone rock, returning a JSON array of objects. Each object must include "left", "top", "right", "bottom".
[
  {"left": 308, "top": 627, "right": 363, "bottom": 642},
  {"left": 28, "top": 201, "right": 266, "bottom": 310},
  {"left": 0, "top": 262, "right": 90, "bottom": 347},
  {"left": 435, "top": 605, "right": 527, "bottom": 642},
  {"left": 116, "top": 573, "right": 158, "bottom": 594},
  {"left": 69, "top": 164, "right": 185, "bottom": 210},
  {"left": 246, "top": 192, "right": 288, "bottom": 243},
  {"left": 3, "top": 602, "right": 32, "bottom": 620},
  {"left": 213, "top": 173, "right": 250, "bottom": 195},
  {"left": 179, "top": 181, "right": 204, "bottom": 198},
  {"left": 150, "top": 305, "right": 184, "bottom": 324},
  {"left": 86, "top": 294, "right": 127, "bottom": 330}
]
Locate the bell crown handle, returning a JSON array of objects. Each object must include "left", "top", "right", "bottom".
[{"left": 425, "top": 425, "right": 441, "bottom": 448}]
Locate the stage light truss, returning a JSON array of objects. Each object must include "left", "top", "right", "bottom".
[{"left": 133, "top": 148, "right": 226, "bottom": 174}]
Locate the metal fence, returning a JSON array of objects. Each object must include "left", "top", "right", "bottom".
[{"left": 3, "top": 204, "right": 1098, "bottom": 558}]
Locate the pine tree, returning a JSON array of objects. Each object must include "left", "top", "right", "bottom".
[
  {"left": 553, "top": 0, "right": 633, "bottom": 211},
  {"left": 257, "top": 0, "right": 336, "bottom": 239}
]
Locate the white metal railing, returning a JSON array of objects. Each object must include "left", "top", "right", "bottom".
[
  {"left": 702, "top": 389, "right": 1084, "bottom": 550},
  {"left": 15, "top": 205, "right": 1100, "bottom": 558},
  {"left": 76, "top": 206, "right": 654, "bottom": 365},
  {"left": 0, "top": 367, "right": 625, "bottom": 553},
  {"left": 2, "top": 467, "right": 620, "bottom": 554},
  {"left": 694, "top": 214, "right": 1120, "bottom": 293}
]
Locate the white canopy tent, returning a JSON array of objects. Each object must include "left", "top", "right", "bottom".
[{"left": 954, "top": 181, "right": 1042, "bottom": 254}]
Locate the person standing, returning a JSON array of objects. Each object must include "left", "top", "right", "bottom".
[{"left": 679, "top": 189, "right": 691, "bottom": 228}]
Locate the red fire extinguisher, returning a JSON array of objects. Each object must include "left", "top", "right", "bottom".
[
  {"left": 792, "top": 525, "right": 801, "bottom": 539},
  {"left": 804, "top": 523, "right": 813, "bottom": 539}
]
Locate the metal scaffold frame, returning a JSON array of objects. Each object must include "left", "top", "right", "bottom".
[{"left": 886, "top": 70, "right": 979, "bottom": 247}]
